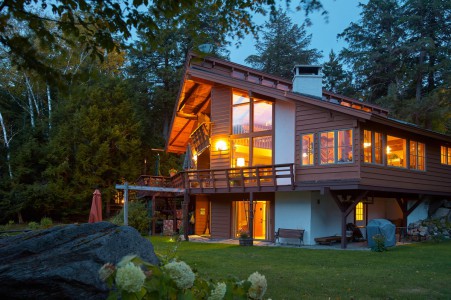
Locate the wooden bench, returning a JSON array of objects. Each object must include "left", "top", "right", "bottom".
[
  {"left": 275, "top": 228, "right": 304, "bottom": 246},
  {"left": 314, "top": 236, "right": 342, "bottom": 245}
]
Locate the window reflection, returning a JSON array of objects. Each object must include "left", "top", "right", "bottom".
[
  {"left": 253, "top": 101, "right": 273, "bottom": 132},
  {"left": 301, "top": 134, "right": 314, "bottom": 166},
  {"left": 320, "top": 132, "right": 335, "bottom": 164}
]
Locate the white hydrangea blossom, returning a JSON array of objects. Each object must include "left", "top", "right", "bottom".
[
  {"left": 163, "top": 261, "right": 195, "bottom": 290},
  {"left": 247, "top": 271, "right": 267, "bottom": 300},
  {"left": 115, "top": 262, "right": 146, "bottom": 293},
  {"left": 208, "top": 282, "right": 227, "bottom": 300}
]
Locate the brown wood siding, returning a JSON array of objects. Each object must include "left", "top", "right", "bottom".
[
  {"left": 210, "top": 196, "right": 231, "bottom": 239},
  {"left": 295, "top": 102, "right": 360, "bottom": 181},
  {"left": 360, "top": 122, "right": 451, "bottom": 194},
  {"left": 194, "top": 195, "right": 209, "bottom": 235},
  {"left": 210, "top": 86, "right": 231, "bottom": 170}
]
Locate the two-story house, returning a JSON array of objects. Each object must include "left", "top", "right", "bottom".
[{"left": 164, "top": 53, "right": 451, "bottom": 248}]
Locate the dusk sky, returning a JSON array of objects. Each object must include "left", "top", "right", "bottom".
[{"left": 228, "top": 0, "right": 368, "bottom": 66}]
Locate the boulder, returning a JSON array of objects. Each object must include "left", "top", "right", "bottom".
[
  {"left": 0, "top": 222, "right": 159, "bottom": 299},
  {"left": 432, "top": 207, "right": 450, "bottom": 219}
]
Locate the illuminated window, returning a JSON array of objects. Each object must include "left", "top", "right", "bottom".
[
  {"left": 441, "top": 146, "right": 451, "bottom": 166},
  {"left": 320, "top": 129, "right": 353, "bottom": 164},
  {"left": 253, "top": 100, "right": 273, "bottom": 132},
  {"left": 253, "top": 136, "right": 272, "bottom": 165},
  {"left": 363, "top": 130, "right": 383, "bottom": 164},
  {"left": 232, "top": 93, "right": 250, "bottom": 134},
  {"left": 409, "top": 141, "right": 425, "bottom": 171},
  {"left": 301, "top": 133, "right": 314, "bottom": 166},
  {"left": 355, "top": 202, "right": 363, "bottom": 221},
  {"left": 231, "top": 138, "right": 249, "bottom": 168},
  {"left": 387, "top": 135, "right": 406, "bottom": 168}
]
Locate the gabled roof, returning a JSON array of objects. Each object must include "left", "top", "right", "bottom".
[{"left": 166, "top": 53, "right": 451, "bottom": 153}]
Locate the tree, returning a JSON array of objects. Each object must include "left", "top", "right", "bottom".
[
  {"left": 245, "top": 8, "right": 322, "bottom": 79},
  {"left": 0, "top": 0, "right": 325, "bottom": 82},
  {"left": 322, "top": 50, "right": 355, "bottom": 96}
]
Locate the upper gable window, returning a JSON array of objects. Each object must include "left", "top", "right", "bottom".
[
  {"left": 253, "top": 100, "right": 273, "bottom": 132},
  {"left": 387, "top": 135, "right": 406, "bottom": 168},
  {"left": 232, "top": 93, "right": 250, "bottom": 134},
  {"left": 410, "top": 141, "right": 425, "bottom": 171},
  {"left": 320, "top": 129, "right": 353, "bottom": 164},
  {"left": 441, "top": 146, "right": 451, "bottom": 165}
]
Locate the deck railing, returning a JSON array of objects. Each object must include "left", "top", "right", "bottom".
[{"left": 170, "top": 163, "right": 295, "bottom": 192}]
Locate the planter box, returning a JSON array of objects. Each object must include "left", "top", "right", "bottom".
[{"left": 239, "top": 238, "right": 253, "bottom": 246}]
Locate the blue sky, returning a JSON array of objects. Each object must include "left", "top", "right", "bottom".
[{"left": 228, "top": 0, "right": 367, "bottom": 66}]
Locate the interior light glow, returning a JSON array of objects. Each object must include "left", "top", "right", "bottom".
[
  {"left": 364, "top": 142, "right": 371, "bottom": 148},
  {"left": 236, "top": 157, "right": 245, "bottom": 167},
  {"left": 386, "top": 146, "right": 391, "bottom": 154}
]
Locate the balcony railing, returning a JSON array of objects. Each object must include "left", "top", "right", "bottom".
[{"left": 170, "top": 163, "right": 295, "bottom": 192}]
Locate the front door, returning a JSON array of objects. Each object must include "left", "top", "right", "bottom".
[{"left": 233, "top": 200, "right": 269, "bottom": 240}]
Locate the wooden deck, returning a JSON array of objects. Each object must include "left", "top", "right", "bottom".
[{"left": 136, "top": 164, "right": 295, "bottom": 194}]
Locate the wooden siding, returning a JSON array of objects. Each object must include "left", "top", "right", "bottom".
[
  {"left": 360, "top": 122, "right": 451, "bottom": 195},
  {"left": 210, "top": 86, "right": 231, "bottom": 170},
  {"left": 194, "top": 195, "right": 209, "bottom": 235},
  {"left": 295, "top": 102, "right": 360, "bottom": 181},
  {"left": 210, "top": 196, "right": 231, "bottom": 239}
]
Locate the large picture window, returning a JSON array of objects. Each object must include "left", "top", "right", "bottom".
[
  {"left": 386, "top": 135, "right": 406, "bottom": 168},
  {"left": 231, "top": 91, "right": 274, "bottom": 167},
  {"left": 301, "top": 133, "right": 314, "bottom": 166},
  {"left": 320, "top": 129, "right": 353, "bottom": 164},
  {"left": 410, "top": 141, "right": 425, "bottom": 171}
]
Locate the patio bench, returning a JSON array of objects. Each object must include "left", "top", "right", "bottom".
[{"left": 275, "top": 228, "right": 304, "bottom": 246}]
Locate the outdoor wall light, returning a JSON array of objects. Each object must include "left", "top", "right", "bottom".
[{"left": 216, "top": 140, "right": 228, "bottom": 151}]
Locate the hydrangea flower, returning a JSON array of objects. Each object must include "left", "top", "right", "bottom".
[
  {"left": 163, "top": 261, "right": 195, "bottom": 290},
  {"left": 98, "top": 263, "right": 116, "bottom": 282},
  {"left": 115, "top": 262, "right": 146, "bottom": 293},
  {"left": 208, "top": 282, "right": 227, "bottom": 300},
  {"left": 247, "top": 271, "right": 267, "bottom": 300}
]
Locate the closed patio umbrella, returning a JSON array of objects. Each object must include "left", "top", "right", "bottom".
[{"left": 88, "top": 189, "right": 102, "bottom": 223}]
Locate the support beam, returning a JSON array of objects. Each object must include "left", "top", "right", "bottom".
[
  {"left": 396, "top": 197, "right": 425, "bottom": 228},
  {"left": 183, "top": 191, "right": 190, "bottom": 241},
  {"left": 249, "top": 192, "right": 254, "bottom": 242},
  {"left": 123, "top": 182, "right": 129, "bottom": 226}
]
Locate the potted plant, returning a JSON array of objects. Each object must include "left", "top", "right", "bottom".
[
  {"left": 238, "top": 229, "right": 253, "bottom": 246},
  {"left": 169, "top": 168, "right": 178, "bottom": 177}
]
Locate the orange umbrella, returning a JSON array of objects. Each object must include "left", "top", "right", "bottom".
[{"left": 88, "top": 189, "right": 102, "bottom": 223}]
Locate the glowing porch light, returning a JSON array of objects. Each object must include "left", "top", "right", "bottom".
[
  {"left": 216, "top": 140, "right": 228, "bottom": 151},
  {"left": 236, "top": 157, "right": 245, "bottom": 167}
]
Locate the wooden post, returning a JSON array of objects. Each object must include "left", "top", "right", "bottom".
[
  {"left": 123, "top": 182, "right": 129, "bottom": 226},
  {"left": 183, "top": 191, "right": 190, "bottom": 241},
  {"left": 249, "top": 192, "right": 254, "bottom": 241}
]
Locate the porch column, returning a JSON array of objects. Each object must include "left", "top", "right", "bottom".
[
  {"left": 249, "top": 192, "right": 254, "bottom": 241},
  {"left": 183, "top": 191, "right": 190, "bottom": 241},
  {"left": 396, "top": 197, "right": 425, "bottom": 230}
]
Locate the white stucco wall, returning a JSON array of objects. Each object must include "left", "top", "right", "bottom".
[
  {"left": 275, "top": 191, "right": 312, "bottom": 244},
  {"left": 274, "top": 101, "right": 295, "bottom": 185},
  {"left": 310, "top": 191, "right": 342, "bottom": 242}
]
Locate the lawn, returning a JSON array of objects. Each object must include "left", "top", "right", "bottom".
[{"left": 149, "top": 236, "right": 451, "bottom": 299}]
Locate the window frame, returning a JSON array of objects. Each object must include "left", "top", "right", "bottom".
[
  {"left": 300, "top": 133, "right": 315, "bottom": 166},
  {"left": 319, "top": 129, "right": 354, "bottom": 165},
  {"left": 363, "top": 130, "right": 384, "bottom": 165},
  {"left": 409, "top": 140, "right": 426, "bottom": 171},
  {"left": 441, "top": 146, "right": 451, "bottom": 166}
]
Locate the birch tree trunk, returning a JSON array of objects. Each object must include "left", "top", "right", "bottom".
[
  {"left": 47, "top": 83, "right": 52, "bottom": 131},
  {"left": 0, "top": 112, "right": 13, "bottom": 179}
]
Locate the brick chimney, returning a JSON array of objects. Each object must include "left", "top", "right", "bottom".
[{"left": 292, "top": 65, "right": 323, "bottom": 98}]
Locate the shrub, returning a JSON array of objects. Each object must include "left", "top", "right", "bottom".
[
  {"left": 371, "top": 234, "right": 387, "bottom": 252},
  {"left": 28, "top": 221, "right": 40, "bottom": 230},
  {"left": 99, "top": 255, "right": 267, "bottom": 300},
  {"left": 110, "top": 201, "right": 150, "bottom": 234},
  {"left": 40, "top": 217, "right": 53, "bottom": 228}
]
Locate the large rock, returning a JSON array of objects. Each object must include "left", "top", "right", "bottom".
[{"left": 0, "top": 222, "right": 159, "bottom": 299}]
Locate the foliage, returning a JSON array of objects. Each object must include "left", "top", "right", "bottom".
[
  {"left": 110, "top": 202, "right": 150, "bottom": 235},
  {"left": 371, "top": 234, "right": 387, "bottom": 252},
  {"left": 27, "top": 221, "right": 40, "bottom": 230},
  {"left": 100, "top": 254, "right": 266, "bottom": 300},
  {"left": 339, "top": 0, "right": 451, "bottom": 133},
  {"left": 40, "top": 217, "right": 53, "bottom": 229},
  {"left": 245, "top": 8, "right": 322, "bottom": 79},
  {"left": 322, "top": 50, "right": 356, "bottom": 96}
]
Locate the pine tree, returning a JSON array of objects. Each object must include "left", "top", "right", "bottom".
[
  {"left": 322, "top": 50, "right": 355, "bottom": 96},
  {"left": 245, "top": 8, "right": 322, "bottom": 79}
]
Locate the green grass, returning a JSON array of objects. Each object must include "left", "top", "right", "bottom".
[{"left": 149, "top": 236, "right": 451, "bottom": 299}]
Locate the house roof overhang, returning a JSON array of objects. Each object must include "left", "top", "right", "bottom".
[{"left": 166, "top": 53, "right": 451, "bottom": 154}]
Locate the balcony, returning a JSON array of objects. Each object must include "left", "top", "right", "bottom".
[{"left": 169, "top": 163, "right": 295, "bottom": 194}]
